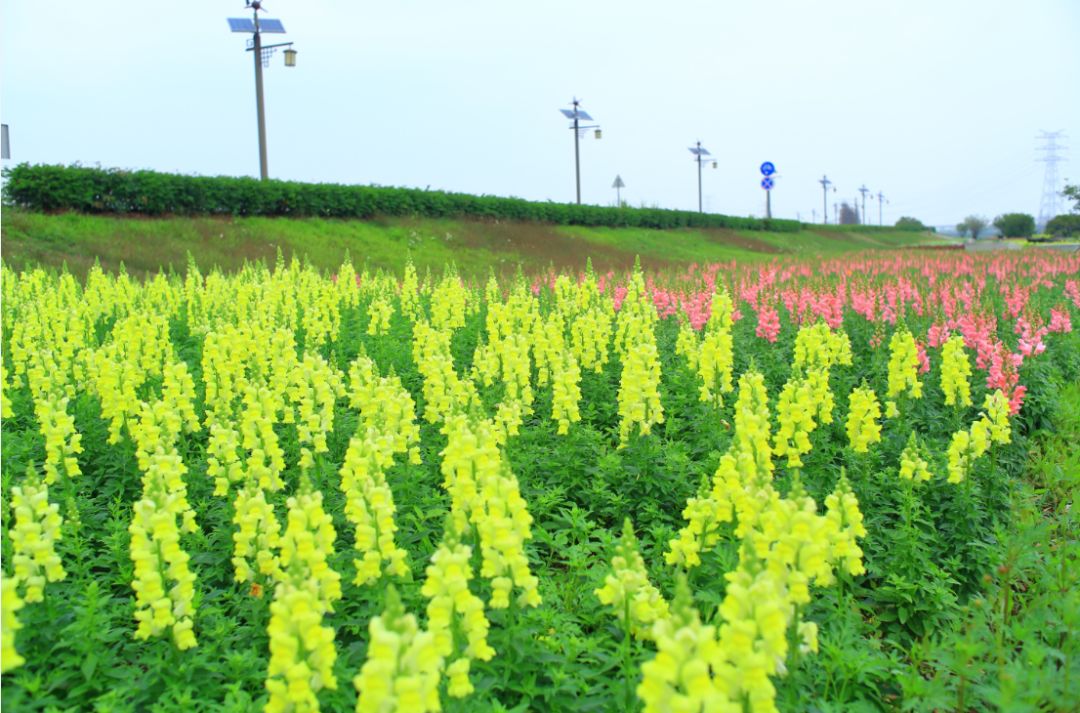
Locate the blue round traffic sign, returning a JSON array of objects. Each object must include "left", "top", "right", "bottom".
[
  {"left": 760, "top": 161, "right": 776, "bottom": 176},
  {"left": 761, "top": 177, "right": 774, "bottom": 190}
]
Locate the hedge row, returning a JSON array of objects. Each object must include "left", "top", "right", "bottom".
[{"left": 2, "top": 163, "right": 808, "bottom": 233}]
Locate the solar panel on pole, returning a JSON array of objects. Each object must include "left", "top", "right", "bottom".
[
  {"left": 259, "top": 19, "right": 286, "bottom": 33},
  {"left": 689, "top": 146, "right": 711, "bottom": 156},
  {"left": 228, "top": 18, "right": 256, "bottom": 32},
  {"left": 559, "top": 108, "right": 593, "bottom": 121}
]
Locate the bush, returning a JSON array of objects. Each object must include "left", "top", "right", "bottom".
[
  {"left": 993, "top": 213, "right": 1035, "bottom": 239},
  {"left": 894, "top": 216, "right": 927, "bottom": 231},
  {"left": 1, "top": 163, "right": 804, "bottom": 233},
  {"left": 1045, "top": 214, "right": 1080, "bottom": 239}
]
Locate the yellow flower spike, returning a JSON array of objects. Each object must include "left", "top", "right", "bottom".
[
  {"left": 982, "top": 390, "right": 1011, "bottom": 444},
  {"left": 439, "top": 415, "right": 541, "bottom": 609},
  {"left": 232, "top": 486, "right": 283, "bottom": 584},
  {"left": 617, "top": 339, "right": 664, "bottom": 445},
  {"left": 278, "top": 486, "right": 342, "bottom": 613},
  {"left": 339, "top": 436, "right": 409, "bottom": 586},
  {"left": 597, "top": 519, "right": 671, "bottom": 640},
  {"left": 354, "top": 586, "right": 442, "bottom": 713},
  {"left": 2, "top": 575, "right": 26, "bottom": 673},
  {"left": 266, "top": 583, "right": 338, "bottom": 713},
  {"left": 886, "top": 330, "right": 923, "bottom": 406},
  {"left": 845, "top": 385, "right": 882, "bottom": 454},
  {"left": 940, "top": 335, "right": 973, "bottom": 408},
  {"left": 637, "top": 576, "right": 736, "bottom": 712},
  {"left": 421, "top": 531, "right": 496, "bottom": 688},
  {"left": 898, "top": 434, "right": 934, "bottom": 482},
  {"left": 666, "top": 474, "right": 735, "bottom": 569},
  {"left": 8, "top": 467, "right": 66, "bottom": 604}
]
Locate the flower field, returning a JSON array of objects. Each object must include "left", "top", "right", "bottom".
[{"left": 1, "top": 251, "right": 1079, "bottom": 712}]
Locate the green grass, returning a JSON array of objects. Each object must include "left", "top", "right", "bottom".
[{"left": 0, "top": 210, "right": 939, "bottom": 278}]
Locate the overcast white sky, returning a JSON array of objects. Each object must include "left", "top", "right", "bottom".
[{"left": 2, "top": 0, "right": 1078, "bottom": 227}]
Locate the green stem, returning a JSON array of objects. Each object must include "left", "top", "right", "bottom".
[{"left": 622, "top": 599, "right": 634, "bottom": 712}]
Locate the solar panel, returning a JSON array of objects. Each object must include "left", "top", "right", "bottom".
[
  {"left": 259, "top": 18, "right": 286, "bottom": 33},
  {"left": 560, "top": 108, "right": 594, "bottom": 121},
  {"left": 228, "top": 17, "right": 256, "bottom": 32},
  {"left": 689, "top": 147, "right": 711, "bottom": 156}
]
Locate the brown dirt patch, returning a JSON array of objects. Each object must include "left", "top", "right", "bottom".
[{"left": 698, "top": 228, "right": 786, "bottom": 254}]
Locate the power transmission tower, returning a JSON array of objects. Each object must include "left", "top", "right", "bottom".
[
  {"left": 858, "top": 185, "right": 870, "bottom": 225},
  {"left": 1036, "top": 130, "right": 1067, "bottom": 230}
]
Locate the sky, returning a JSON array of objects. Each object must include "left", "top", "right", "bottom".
[{"left": 2, "top": 0, "right": 1078, "bottom": 228}]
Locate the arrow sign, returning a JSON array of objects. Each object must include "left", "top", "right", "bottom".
[
  {"left": 760, "top": 161, "right": 775, "bottom": 176},
  {"left": 761, "top": 177, "right": 774, "bottom": 190},
  {"left": 612, "top": 175, "right": 625, "bottom": 189}
]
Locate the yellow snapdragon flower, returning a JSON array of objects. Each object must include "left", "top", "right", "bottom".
[
  {"left": 845, "top": 385, "right": 882, "bottom": 453},
  {"left": 2, "top": 575, "right": 26, "bottom": 673},
  {"left": 597, "top": 519, "right": 671, "bottom": 640},
  {"left": 353, "top": 587, "right": 442, "bottom": 713},
  {"left": 940, "top": 335, "right": 972, "bottom": 407}
]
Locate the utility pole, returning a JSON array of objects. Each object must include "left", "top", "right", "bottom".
[
  {"left": 876, "top": 190, "right": 886, "bottom": 226},
  {"left": 818, "top": 175, "right": 832, "bottom": 224},
  {"left": 858, "top": 185, "right": 869, "bottom": 226}
]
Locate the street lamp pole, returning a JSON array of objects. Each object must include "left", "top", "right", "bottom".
[
  {"left": 574, "top": 110, "right": 581, "bottom": 204},
  {"left": 689, "top": 142, "right": 716, "bottom": 213},
  {"left": 229, "top": 2, "right": 297, "bottom": 181},
  {"left": 560, "top": 98, "right": 600, "bottom": 205},
  {"left": 253, "top": 21, "right": 268, "bottom": 180},
  {"left": 697, "top": 143, "right": 703, "bottom": 213}
]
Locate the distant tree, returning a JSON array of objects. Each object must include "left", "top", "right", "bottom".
[
  {"left": 839, "top": 202, "right": 859, "bottom": 225},
  {"left": 956, "top": 215, "right": 989, "bottom": 240},
  {"left": 1046, "top": 214, "right": 1080, "bottom": 238},
  {"left": 1063, "top": 184, "right": 1080, "bottom": 213},
  {"left": 895, "top": 216, "right": 927, "bottom": 230},
  {"left": 992, "top": 213, "right": 1035, "bottom": 239}
]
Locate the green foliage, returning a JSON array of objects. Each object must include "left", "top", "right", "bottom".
[
  {"left": 992, "top": 213, "right": 1035, "bottom": 239},
  {"left": 956, "top": 215, "right": 989, "bottom": 240},
  {"left": 1062, "top": 184, "right": 1080, "bottom": 213},
  {"left": 894, "top": 216, "right": 927, "bottom": 231},
  {"left": 1046, "top": 213, "right": 1080, "bottom": 238},
  {"left": 1, "top": 163, "right": 801, "bottom": 233}
]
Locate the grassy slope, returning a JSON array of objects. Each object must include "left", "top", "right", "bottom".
[{"left": 0, "top": 209, "right": 940, "bottom": 278}]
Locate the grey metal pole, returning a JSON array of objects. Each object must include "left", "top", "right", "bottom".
[
  {"left": 766, "top": 189, "right": 772, "bottom": 219},
  {"left": 697, "top": 142, "right": 703, "bottom": 213},
  {"left": 253, "top": 25, "right": 269, "bottom": 180},
  {"left": 574, "top": 115, "right": 581, "bottom": 205}
]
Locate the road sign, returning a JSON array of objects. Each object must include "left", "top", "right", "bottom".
[
  {"left": 612, "top": 175, "right": 625, "bottom": 189},
  {"left": 761, "top": 177, "right": 774, "bottom": 190},
  {"left": 760, "top": 161, "right": 775, "bottom": 176}
]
